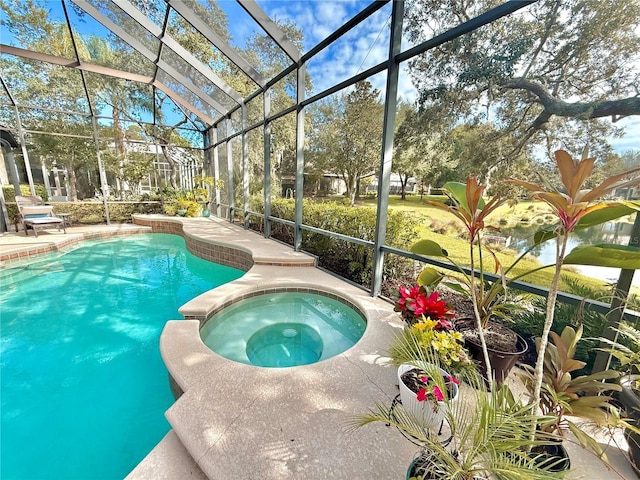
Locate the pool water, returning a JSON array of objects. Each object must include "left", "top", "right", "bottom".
[
  {"left": 200, "top": 292, "right": 366, "bottom": 367},
  {"left": 0, "top": 234, "right": 243, "bottom": 480}
]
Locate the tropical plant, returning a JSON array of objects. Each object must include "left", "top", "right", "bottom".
[
  {"left": 391, "top": 285, "right": 454, "bottom": 327},
  {"left": 388, "top": 321, "right": 475, "bottom": 377},
  {"left": 519, "top": 325, "right": 626, "bottom": 463},
  {"left": 400, "top": 367, "right": 459, "bottom": 407},
  {"left": 351, "top": 347, "right": 565, "bottom": 480},
  {"left": 599, "top": 322, "right": 640, "bottom": 389},
  {"left": 506, "top": 149, "right": 640, "bottom": 422},
  {"left": 410, "top": 178, "right": 528, "bottom": 377}
]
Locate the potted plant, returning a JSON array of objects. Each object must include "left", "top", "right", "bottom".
[
  {"left": 387, "top": 288, "right": 477, "bottom": 381},
  {"left": 351, "top": 344, "right": 565, "bottom": 479},
  {"left": 392, "top": 285, "right": 455, "bottom": 328},
  {"left": 409, "top": 178, "right": 529, "bottom": 385},
  {"left": 598, "top": 322, "right": 640, "bottom": 474},
  {"left": 519, "top": 325, "right": 627, "bottom": 469},
  {"left": 191, "top": 175, "right": 214, "bottom": 217},
  {"left": 505, "top": 149, "right": 640, "bottom": 427},
  {"left": 397, "top": 363, "right": 459, "bottom": 431}
]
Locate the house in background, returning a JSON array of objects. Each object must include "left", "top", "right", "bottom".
[{"left": 367, "top": 174, "right": 417, "bottom": 195}]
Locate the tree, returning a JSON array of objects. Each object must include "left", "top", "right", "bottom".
[
  {"left": 393, "top": 104, "right": 456, "bottom": 199},
  {"left": 310, "top": 81, "right": 384, "bottom": 206},
  {"left": 241, "top": 20, "right": 310, "bottom": 200},
  {"left": 449, "top": 123, "right": 531, "bottom": 194},
  {"left": 405, "top": 0, "right": 640, "bottom": 167}
]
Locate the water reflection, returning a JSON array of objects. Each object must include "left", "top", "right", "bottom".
[{"left": 499, "top": 221, "right": 637, "bottom": 288}]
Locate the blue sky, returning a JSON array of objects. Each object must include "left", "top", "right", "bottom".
[
  {"left": 2, "top": 0, "right": 638, "bottom": 154},
  {"left": 252, "top": 0, "right": 639, "bottom": 155}
]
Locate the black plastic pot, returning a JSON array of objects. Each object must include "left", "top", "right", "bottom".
[
  {"left": 464, "top": 332, "right": 528, "bottom": 386},
  {"left": 530, "top": 441, "right": 571, "bottom": 472},
  {"left": 618, "top": 375, "right": 640, "bottom": 477},
  {"left": 406, "top": 452, "right": 441, "bottom": 480}
]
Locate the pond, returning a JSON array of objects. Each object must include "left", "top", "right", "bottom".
[{"left": 499, "top": 220, "right": 638, "bottom": 288}]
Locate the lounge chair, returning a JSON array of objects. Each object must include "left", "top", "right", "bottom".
[{"left": 15, "top": 195, "right": 67, "bottom": 237}]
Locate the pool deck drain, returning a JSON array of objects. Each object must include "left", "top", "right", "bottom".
[{"left": 2, "top": 216, "right": 636, "bottom": 480}]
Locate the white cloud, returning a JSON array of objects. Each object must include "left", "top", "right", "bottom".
[{"left": 255, "top": 1, "right": 418, "bottom": 102}]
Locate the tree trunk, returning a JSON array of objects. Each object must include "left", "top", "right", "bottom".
[
  {"left": 347, "top": 176, "right": 358, "bottom": 206},
  {"left": 113, "top": 108, "right": 126, "bottom": 194},
  {"left": 160, "top": 145, "right": 178, "bottom": 188},
  {"left": 400, "top": 174, "right": 409, "bottom": 200},
  {"left": 68, "top": 166, "right": 78, "bottom": 201}
]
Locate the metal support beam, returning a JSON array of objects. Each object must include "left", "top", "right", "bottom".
[
  {"left": 91, "top": 115, "right": 111, "bottom": 224},
  {"left": 167, "top": 0, "right": 265, "bottom": 88},
  {"left": 110, "top": 0, "right": 243, "bottom": 106},
  {"left": 294, "top": 65, "right": 306, "bottom": 251},
  {"left": 226, "top": 119, "right": 234, "bottom": 222},
  {"left": 371, "top": 0, "right": 404, "bottom": 297},
  {"left": 242, "top": 105, "right": 250, "bottom": 228},
  {"left": 238, "top": 0, "right": 301, "bottom": 63},
  {"left": 592, "top": 211, "right": 640, "bottom": 373},
  {"left": 263, "top": 89, "right": 272, "bottom": 238},
  {"left": 211, "top": 128, "right": 221, "bottom": 217},
  {"left": 397, "top": 0, "right": 536, "bottom": 64}
]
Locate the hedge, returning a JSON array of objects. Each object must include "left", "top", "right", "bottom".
[{"left": 248, "top": 197, "right": 420, "bottom": 288}]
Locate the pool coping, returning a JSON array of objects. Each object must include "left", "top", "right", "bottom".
[
  {"left": 0, "top": 223, "right": 153, "bottom": 265},
  {"left": 124, "top": 215, "right": 417, "bottom": 479}
]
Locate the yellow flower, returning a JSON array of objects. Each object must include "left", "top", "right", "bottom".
[{"left": 414, "top": 318, "right": 438, "bottom": 331}]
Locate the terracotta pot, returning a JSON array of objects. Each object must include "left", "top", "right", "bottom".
[
  {"left": 398, "top": 364, "right": 458, "bottom": 430},
  {"left": 463, "top": 331, "right": 528, "bottom": 386}
]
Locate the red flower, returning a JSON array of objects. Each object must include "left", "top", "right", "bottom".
[
  {"left": 421, "top": 291, "right": 454, "bottom": 324},
  {"left": 394, "top": 286, "right": 454, "bottom": 327},
  {"left": 436, "top": 318, "right": 453, "bottom": 330},
  {"left": 433, "top": 385, "right": 444, "bottom": 402},
  {"left": 446, "top": 375, "right": 460, "bottom": 386},
  {"left": 416, "top": 387, "right": 428, "bottom": 402}
]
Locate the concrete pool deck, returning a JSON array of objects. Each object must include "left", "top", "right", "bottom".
[{"left": 1, "top": 216, "right": 637, "bottom": 479}]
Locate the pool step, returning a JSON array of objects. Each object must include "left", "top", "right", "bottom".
[{"left": 125, "top": 430, "right": 207, "bottom": 480}]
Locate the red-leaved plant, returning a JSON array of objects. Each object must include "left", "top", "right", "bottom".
[{"left": 392, "top": 285, "right": 454, "bottom": 328}]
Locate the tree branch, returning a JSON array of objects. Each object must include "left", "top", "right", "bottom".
[
  {"left": 502, "top": 78, "right": 640, "bottom": 120},
  {"left": 522, "top": 0, "right": 562, "bottom": 79}
]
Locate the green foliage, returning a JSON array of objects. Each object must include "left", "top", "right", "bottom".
[
  {"left": 248, "top": 197, "right": 419, "bottom": 287},
  {"left": 393, "top": 103, "right": 456, "bottom": 197},
  {"left": 48, "top": 201, "right": 162, "bottom": 224},
  {"left": 350, "top": 341, "right": 565, "bottom": 480},
  {"left": 511, "top": 278, "right": 610, "bottom": 375},
  {"left": 307, "top": 81, "right": 384, "bottom": 206},
  {"left": 519, "top": 326, "right": 624, "bottom": 464},
  {"left": 599, "top": 322, "right": 640, "bottom": 378},
  {"left": 387, "top": 324, "right": 476, "bottom": 378},
  {"left": 405, "top": 0, "right": 640, "bottom": 158}
]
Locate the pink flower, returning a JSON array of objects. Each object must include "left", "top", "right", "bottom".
[
  {"left": 420, "top": 376, "right": 429, "bottom": 383},
  {"left": 447, "top": 375, "right": 460, "bottom": 386},
  {"left": 416, "top": 387, "right": 428, "bottom": 402},
  {"left": 433, "top": 385, "right": 444, "bottom": 402}
]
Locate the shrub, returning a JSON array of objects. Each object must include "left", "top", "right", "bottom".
[
  {"left": 510, "top": 278, "right": 618, "bottom": 375},
  {"left": 247, "top": 197, "right": 419, "bottom": 288}
]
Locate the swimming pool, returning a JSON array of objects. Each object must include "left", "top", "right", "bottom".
[
  {"left": 200, "top": 291, "right": 366, "bottom": 367},
  {"left": 0, "top": 234, "right": 244, "bottom": 480}
]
